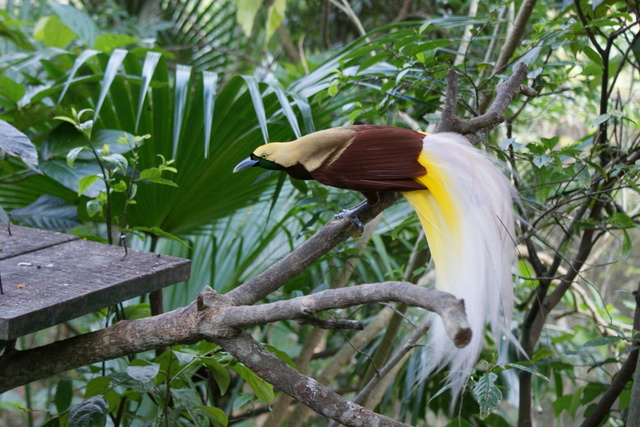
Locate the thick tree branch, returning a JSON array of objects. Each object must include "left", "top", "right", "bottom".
[{"left": 0, "top": 283, "right": 469, "bottom": 392}]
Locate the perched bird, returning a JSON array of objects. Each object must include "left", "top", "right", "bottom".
[{"left": 234, "top": 125, "right": 515, "bottom": 397}]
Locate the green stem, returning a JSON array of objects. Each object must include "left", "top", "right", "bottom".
[{"left": 81, "top": 132, "right": 113, "bottom": 245}]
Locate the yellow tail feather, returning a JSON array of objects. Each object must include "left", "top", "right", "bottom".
[{"left": 402, "top": 133, "right": 516, "bottom": 399}]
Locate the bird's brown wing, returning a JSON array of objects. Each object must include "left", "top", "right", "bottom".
[{"left": 310, "top": 125, "right": 427, "bottom": 193}]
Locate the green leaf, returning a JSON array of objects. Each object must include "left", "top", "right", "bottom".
[
  {"left": 202, "top": 71, "right": 218, "bottom": 158},
  {"left": 94, "top": 49, "right": 128, "bottom": 122},
  {"left": 49, "top": 3, "right": 99, "bottom": 48},
  {"left": 194, "top": 406, "right": 228, "bottom": 427},
  {"left": 568, "top": 385, "right": 585, "bottom": 418},
  {"left": 101, "top": 153, "right": 128, "bottom": 172},
  {"left": 232, "top": 393, "right": 254, "bottom": 411},
  {"left": 85, "top": 377, "right": 113, "bottom": 398},
  {"left": 592, "top": 113, "right": 611, "bottom": 127},
  {"left": 58, "top": 49, "right": 101, "bottom": 104},
  {"left": 235, "top": 0, "right": 263, "bottom": 37},
  {"left": 242, "top": 75, "right": 269, "bottom": 143},
  {"left": 139, "top": 168, "right": 162, "bottom": 180},
  {"left": 264, "top": 344, "right": 296, "bottom": 368},
  {"left": 135, "top": 52, "right": 162, "bottom": 132},
  {"left": 126, "top": 363, "right": 160, "bottom": 384},
  {"left": 358, "top": 52, "right": 392, "bottom": 72},
  {"left": 473, "top": 372, "right": 501, "bottom": 419},
  {"left": 552, "top": 394, "right": 573, "bottom": 417},
  {"left": 533, "top": 153, "right": 551, "bottom": 168},
  {"left": 172, "top": 64, "right": 192, "bottom": 158},
  {"left": 540, "top": 136, "right": 559, "bottom": 150},
  {"left": 39, "top": 160, "right": 104, "bottom": 197},
  {"left": 68, "top": 396, "right": 108, "bottom": 427},
  {"left": 111, "top": 180, "right": 127, "bottom": 193},
  {"left": 0, "top": 119, "right": 38, "bottom": 170},
  {"left": 86, "top": 199, "right": 103, "bottom": 217},
  {"left": 608, "top": 212, "right": 634, "bottom": 227},
  {"left": 0, "top": 75, "right": 25, "bottom": 103},
  {"left": 10, "top": 195, "right": 79, "bottom": 231},
  {"left": 582, "top": 382, "right": 608, "bottom": 405},
  {"left": 583, "top": 45, "right": 603, "bottom": 67},
  {"left": 202, "top": 359, "right": 231, "bottom": 395},
  {"left": 67, "top": 146, "right": 85, "bottom": 168},
  {"left": 582, "top": 336, "right": 623, "bottom": 347},
  {"left": 33, "top": 15, "right": 76, "bottom": 48},
  {"left": 290, "top": 92, "right": 315, "bottom": 133},
  {"left": 42, "top": 416, "right": 63, "bottom": 427},
  {"left": 231, "top": 364, "right": 275, "bottom": 404},
  {"left": 270, "top": 81, "right": 301, "bottom": 138},
  {"left": 266, "top": 0, "right": 285, "bottom": 41},
  {"left": 621, "top": 229, "right": 632, "bottom": 259},
  {"left": 122, "top": 303, "right": 151, "bottom": 320},
  {"left": 503, "top": 363, "right": 550, "bottom": 381},
  {"left": 94, "top": 34, "right": 140, "bottom": 53},
  {"left": 78, "top": 174, "right": 101, "bottom": 196},
  {"left": 129, "top": 226, "right": 189, "bottom": 247},
  {"left": 54, "top": 377, "right": 73, "bottom": 413},
  {"left": 138, "top": 170, "right": 178, "bottom": 187}
]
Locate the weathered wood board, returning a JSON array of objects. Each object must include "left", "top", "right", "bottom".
[
  {"left": 0, "top": 224, "right": 80, "bottom": 260},
  {"left": 0, "top": 225, "right": 191, "bottom": 341}
]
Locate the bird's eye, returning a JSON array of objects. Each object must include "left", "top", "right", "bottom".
[{"left": 261, "top": 153, "right": 268, "bottom": 159}]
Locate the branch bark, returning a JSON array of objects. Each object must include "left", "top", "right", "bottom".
[
  {"left": 494, "top": 0, "right": 539, "bottom": 74},
  {"left": 435, "top": 62, "right": 537, "bottom": 143}
]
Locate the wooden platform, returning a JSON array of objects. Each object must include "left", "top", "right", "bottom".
[{"left": 0, "top": 225, "right": 191, "bottom": 341}]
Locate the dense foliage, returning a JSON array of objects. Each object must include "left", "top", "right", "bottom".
[{"left": 0, "top": 0, "right": 639, "bottom": 426}]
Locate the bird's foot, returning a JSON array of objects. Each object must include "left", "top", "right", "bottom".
[
  {"left": 334, "top": 211, "right": 365, "bottom": 233},
  {"left": 334, "top": 201, "right": 371, "bottom": 233}
]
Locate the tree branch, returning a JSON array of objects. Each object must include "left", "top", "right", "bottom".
[
  {"left": 0, "top": 283, "right": 470, "bottom": 390},
  {"left": 435, "top": 63, "right": 537, "bottom": 143},
  {"left": 214, "top": 331, "right": 410, "bottom": 427},
  {"left": 221, "top": 283, "right": 471, "bottom": 347},
  {"left": 580, "top": 281, "right": 640, "bottom": 427},
  {"left": 494, "top": 0, "right": 539, "bottom": 73}
]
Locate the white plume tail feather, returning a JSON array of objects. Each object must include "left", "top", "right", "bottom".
[{"left": 401, "top": 132, "right": 516, "bottom": 399}]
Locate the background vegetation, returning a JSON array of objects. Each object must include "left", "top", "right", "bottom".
[{"left": 0, "top": 0, "right": 639, "bottom": 426}]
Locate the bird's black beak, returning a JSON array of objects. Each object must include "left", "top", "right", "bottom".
[{"left": 233, "top": 157, "right": 259, "bottom": 173}]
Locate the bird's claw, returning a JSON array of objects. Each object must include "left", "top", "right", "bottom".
[{"left": 335, "top": 210, "right": 364, "bottom": 233}]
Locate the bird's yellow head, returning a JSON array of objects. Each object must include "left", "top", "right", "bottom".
[
  {"left": 233, "top": 127, "right": 356, "bottom": 174},
  {"left": 233, "top": 142, "right": 302, "bottom": 173}
]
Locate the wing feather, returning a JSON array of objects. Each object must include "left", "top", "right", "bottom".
[{"left": 311, "top": 125, "right": 427, "bottom": 192}]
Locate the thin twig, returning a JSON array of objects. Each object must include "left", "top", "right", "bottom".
[{"left": 580, "top": 281, "right": 640, "bottom": 426}]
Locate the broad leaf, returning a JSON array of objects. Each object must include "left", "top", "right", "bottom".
[
  {"left": 10, "top": 195, "right": 79, "bottom": 230},
  {"left": 49, "top": 3, "right": 99, "bottom": 48},
  {"left": 68, "top": 396, "right": 108, "bottom": 427},
  {"left": 126, "top": 363, "right": 160, "bottom": 384},
  {"left": 0, "top": 119, "right": 38, "bottom": 170}
]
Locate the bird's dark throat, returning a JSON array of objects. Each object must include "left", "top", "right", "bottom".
[{"left": 252, "top": 154, "right": 286, "bottom": 171}]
